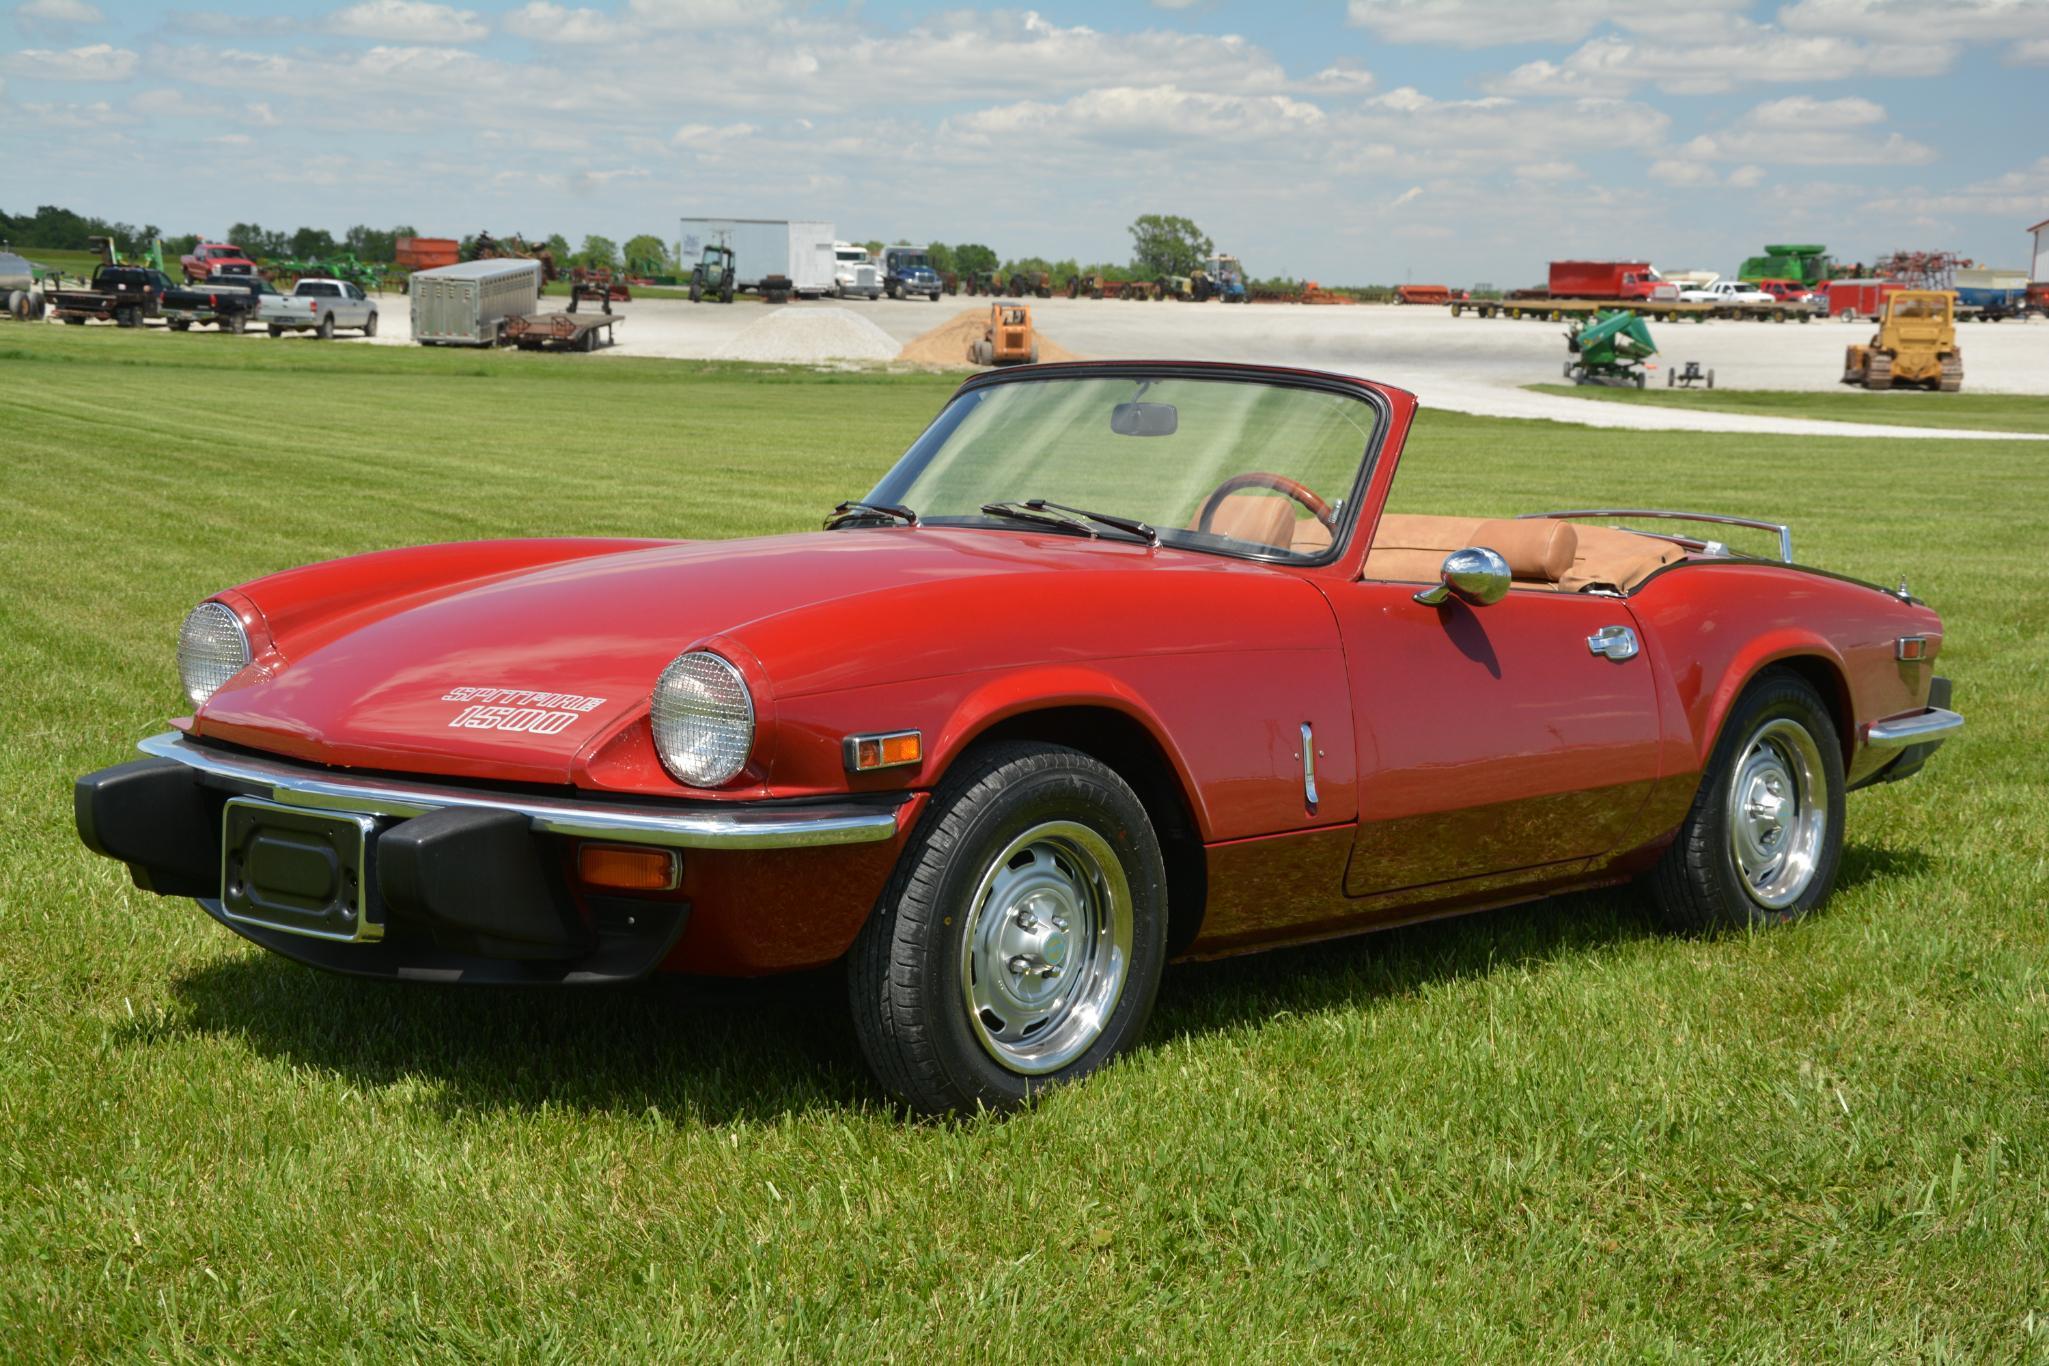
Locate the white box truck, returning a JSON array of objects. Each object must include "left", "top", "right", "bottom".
[
  {"left": 410, "top": 258, "right": 543, "bottom": 345},
  {"left": 678, "top": 218, "right": 835, "bottom": 301}
]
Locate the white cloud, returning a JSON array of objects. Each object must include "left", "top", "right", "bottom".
[
  {"left": 1681, "top": 95, "right": 1935, "bottom": 165},
  {"left": 671, "top": 120, "right": 757, "bottom": 145},
  {"left": 1727, "top": 164, "right": 1766, "bottom": 188},
  {"left": 1860, "top": 156, "right": 2049, "bottom": 219},
  {"left": 1647, "top": 159, "right": 1767, "bottom": 188},
  {"left": 130, "top": 86, "right": 227, "bottom": 117},
  {"left": 247, "top": 100, "right": 281, "bottom": 126},
  {"left": 14, "top": 0, "right": 103, "bottom": 24},
  {"left": 1, "top": 42, "right": 136, "bottom": 80},
  {"left": 2014, "top": 37, "right": 2049, "bottom": 63},
  {"left": 324, "top": 0, "right": 487, "bottom": 44},
  {"left": 949, "top": 84, "right": 1327, "bottom": 146},
  {"left": 625, "top": 0, "right": 780, "bottom": 28},
  {"left": 1345, "top": 0, "right": 1758, "bottom": 46},
  {"left": 504, "top": 2, "right": 627, "bottom": 43},
  {"left": 1389, "top": 185, "right": 1424, "bottom": 207},
  {"left": 1489, "top": 30, "right": 1952, "bottom": 96},
  {"left": 1779, "top": 0, "right": 2049, "bottom": 43}
]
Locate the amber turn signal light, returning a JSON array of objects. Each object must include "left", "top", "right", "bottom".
[
  {"left": 576, "top": 843, "right": 680, "bottom": 892},
  {"left": 843, "top": 729, "right": 922, "bottom": 772},
  {"left": 1895, "top": 636, "right": 1929, "bottom": 662}
]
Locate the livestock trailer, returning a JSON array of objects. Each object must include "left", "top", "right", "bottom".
[
  {"left": 678, "top": 218, "right": 835, "bottom": 299},
  {"left": 409, "top": 258, "right": 542, "bottom": 346}
]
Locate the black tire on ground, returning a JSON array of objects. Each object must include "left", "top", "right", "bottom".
[
  {"left": 5, "top": 290, "right": 23, "bottom": 320},
  {"left": 169, "top": 319, "right": 191, "bottom": 332},
  {"left": 1667, "top": 368, "right": 1675, "bottom": 386},
  {"left": 268, "top": 324, "right": 283, "bottom": 338},
  {"left": 116, "top": 308, "right": 140, "bottom": 329},
  {"left": 316, "top": 313, "right": 334, "bottom": 340},
  {"left": 64, "top": 315, "right": 85, "bottom": 325},
  {"left": 1646, "top": 669, "right": 1845, "bottom": 933},
  {"left": 1706, "top": 369, "right": 1715, "bottom": 389},
  {"left": 689, "top": 279, "right": 703, "bottom": 303},
  {"left": 363, "top": 310, "right": 378, "bottom": 337},
  {"left": 847, "top": 742, "right": 1168, "bottom": 1116}
]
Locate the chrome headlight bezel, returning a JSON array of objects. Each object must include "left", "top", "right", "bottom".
[
  {"left": 650, "top": 651, "right": 755, "bottom": 788},
  {"left": 177, "top": 600, "right": 252, "bottom": 707}
]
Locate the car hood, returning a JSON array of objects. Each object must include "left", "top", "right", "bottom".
[{"left": 195, "top": 528, "right": 1312, "bottom": 784}]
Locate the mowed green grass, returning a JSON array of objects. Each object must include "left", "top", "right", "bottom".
[
  {"left": 1529, "top": 382, "right": 2049, "bottom": 435},
  {"left": 4, "top": 325, "right": 2048, "bottom": 1357}
]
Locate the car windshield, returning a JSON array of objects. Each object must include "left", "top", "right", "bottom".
[{"left": 864, "top": 373, "right": 1381, "bottom": 562}]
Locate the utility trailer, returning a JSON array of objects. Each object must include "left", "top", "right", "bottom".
[
  {"left": 678, "top": 218, "right": 835, "bottom": 301},
  {"left": 1448, "top": 297, "right": 1818, "bottom": 323},
  {"left": 504, "top": 310, "right": 620, "bottom": 352},
  {"left": 409, "top": 257, "right": 542, "bottom": 346}
]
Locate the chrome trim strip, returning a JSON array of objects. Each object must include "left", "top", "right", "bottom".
[
  {"left": 1300, "top": 722, "right": 1319, "bottom": 811},
  {"left": 1865, "top": 707, "right": 1965, "bottom": 750},
  {"left": 1520, "top": 509, "right": 1794, "bottom": 564},
  {"left": 138, "top": 733, "right": 904, "bottom": 850}
]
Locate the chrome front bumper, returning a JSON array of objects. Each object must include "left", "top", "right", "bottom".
[
  {"left": 135, "top": 732, "right": 904, "bottom": 850},
  {"left": 1864, "top": 706, "right": 1964, "bottom": 750}
]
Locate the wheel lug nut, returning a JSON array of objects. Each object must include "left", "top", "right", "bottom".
[
  {"left": 1007, "top": 955, "right": 1030, "bottom": 976},
  {"left": 1014, "top": 910, "right": 1039, "bottom": 931},
  {"left": 1051, "top": 915, "right": 1069, "bottom": 932}
]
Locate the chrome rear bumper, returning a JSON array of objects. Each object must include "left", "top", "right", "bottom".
[
  {"left": 136, "top": 732, "right": 904, "bottom": 849},
  {"left": 1864, "top": 706, "right": 1964, "bottom": 750}
]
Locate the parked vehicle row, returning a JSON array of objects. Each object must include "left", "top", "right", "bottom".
[{"left": 41, "top": 264, "right": 379, "bottom": 338}]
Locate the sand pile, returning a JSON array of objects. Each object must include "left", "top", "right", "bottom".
[
  {"left": 716, "top": 307, "right": 899, "bottom": 363},
  {"left": 897, "top": 308, "right": 1082, "bottom": 367}
]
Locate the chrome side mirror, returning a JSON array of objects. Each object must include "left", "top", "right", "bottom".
[{"left": 1414, "top": 546, "right": 1511, "bottom": 607}]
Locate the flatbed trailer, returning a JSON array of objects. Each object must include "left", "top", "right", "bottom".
[
  {"left": 503, "top": 310, "right": 619, "bottom": 352},
  {"left": 1448, "top": 297, "right": 1821, "bottom": 324}
]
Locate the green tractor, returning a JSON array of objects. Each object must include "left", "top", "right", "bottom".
[
  {"left": 1564, "top": 310, "right": 1658, "bottom": 387},
  {"left": 689, "top": 242, "right": 735, "bottom": 303}
]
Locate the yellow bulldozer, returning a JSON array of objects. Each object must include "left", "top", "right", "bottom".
[{"left": 1842, "top": 289, "right": 1963, "bottom": 392}]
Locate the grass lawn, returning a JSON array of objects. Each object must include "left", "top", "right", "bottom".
[
  {"left": 1529, "top": 382, "right": 2049, "bottom": 435},
  {"left": 11, "top": 246, "right": 106, "bottom": 280},
  {"left": 5, "top": 326, "right": 2048, "bottom": 1357}
]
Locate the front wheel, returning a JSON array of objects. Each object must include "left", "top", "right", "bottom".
[
  {"left": 847, "top": 743, "right": 1167, "bottom": 1115},
  {"left": 1647, "top": 669, "right": 1844, "bottom": 931}
]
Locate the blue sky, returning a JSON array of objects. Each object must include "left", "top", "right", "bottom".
[{"left": 3, "top": 0, "right": 2044, "bottom": 282}]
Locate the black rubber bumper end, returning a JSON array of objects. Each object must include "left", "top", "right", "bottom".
[
  {"left": 74, "top": 757, "right": 219, "bottom": 897},
  {"left": 377, "top": 806, "right": 588, "bottom": 959}
]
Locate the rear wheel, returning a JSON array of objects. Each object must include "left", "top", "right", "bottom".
[
  {"left": 847, "top": 743, "right": 1168, "bottom": 1115},
  {"left": 268, "top": 324, "right": 283, "bottom": 338},
  {"left": 316, "top": 313, "right": 334, "bottom": 341},
  {"left": 363, "top": 310, "right": 378, "bottom": 337},
  {"left": 168, "top": 319, "right": 191, "bottom": 332},
  {"left": 1648, "top": 670, "right": 1844, "bottom": 932}
]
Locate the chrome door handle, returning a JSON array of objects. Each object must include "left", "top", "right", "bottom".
[{"left": 1587, "top": 625, "right": 1640, "bottom": 661}]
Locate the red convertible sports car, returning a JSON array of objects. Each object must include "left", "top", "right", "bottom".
[{"left": 76, "top": 362, "right": 1962, "bottom": 1114}]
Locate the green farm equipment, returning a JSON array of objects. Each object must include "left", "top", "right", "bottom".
[
  {"left": 1738, "top": 243, "right": 1832, "bottom": 289},
  {"left": 689, "top": 241, "right": 735, "bottom": 303},
  {"left": 1564, "top": 309, "right": 1658, "bottom": 386}
]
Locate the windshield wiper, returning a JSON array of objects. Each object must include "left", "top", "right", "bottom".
[
  {"left": 1027, "top": 500, "right": 1158, "bottom": 546},
  {"left": 979, "top": 500, "right": 1157, "bottom": 546},
  {"left": 826, "top": 500, "right": 918, "bottom": 530}
]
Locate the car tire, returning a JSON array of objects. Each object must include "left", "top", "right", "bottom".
[
  {"left": 268, "top": 324, "right": 283, "bottom": 339},
  {"left": 847, "top": 742, "right": 1168, "bottom": 1116},
  {"left": 169, "top": 319, "right": 190, "bottom": 332},
  {"left": 316, "top": 314, "right": 334, "bottom": 341},
  {"left": 1647, "top": 669, "right": 1844, "bottom": 933},
  {"left": 363, "top": 310, "right": 378, "bottom": 337}
]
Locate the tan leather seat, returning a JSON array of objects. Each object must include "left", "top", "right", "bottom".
[
  {"left": 1202, "top": 493, "right": 1335, "bottom": 555},
  {"left": 1362, "top": 513, "right": 1683, "bottom": 592}
]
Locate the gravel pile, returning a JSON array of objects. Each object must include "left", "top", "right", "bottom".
[
  {"left": 897, "top": 308, "right": 1083, "bottom": 367},
  {"left": 715, "top": 307, "right": 900, "bottom": 363}
]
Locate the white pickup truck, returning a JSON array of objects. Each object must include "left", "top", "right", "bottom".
[
  {"left": 262, "top": 278, "right": 379, "bottom": 339},
  {"left": 1679, "top": 279, "right": 1774, "bottom": 305}
]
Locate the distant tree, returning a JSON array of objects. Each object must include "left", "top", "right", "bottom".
[
  {"left": 289, "top": 226, "right": 337, "bottom": 259},
  {"left": 577, "top": 234, "right": 620, "bottom": 269},
  {"left": 951, "top": 242, "right": 998, "bottom": 275},
  {"left": 622, "top": 233, "right": 672, "bottom": 275},
  {"left": 544, "top": 233, "right": 572, "bottom": 261},
  {"left": 1128, "top": 214, "right": 1211, "bottom": 278},
  {"left": 162, "top": 232, "right": 200, "bottom": 258},
  {"left": 1049, "top": 258, "right": 1080, "bottom": 283},
  {"left": 925, "top": 241, "right": 955, "bottom": 275},
  {"left": 862, "top": 239, "right": 884, "bottom": 256}
]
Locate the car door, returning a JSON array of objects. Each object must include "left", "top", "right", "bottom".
[{"left": 1330, "top": 578, "right": 1665, "bottom": 897}]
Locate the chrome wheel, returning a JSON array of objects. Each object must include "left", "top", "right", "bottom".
[
  {"left": 1726, "top": 718, "right": 1828, "bottom": 910},
  {"left": 959, "top": 821, "right": 1132, "bottom": 1076}
]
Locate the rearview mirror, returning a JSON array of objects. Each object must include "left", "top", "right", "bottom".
[
  {"left": 1414, "top": 546, "right": 1511, "bottom": 607},
  {"left": 1111, "top": 402, "right": 1178, "bottom": 437}
]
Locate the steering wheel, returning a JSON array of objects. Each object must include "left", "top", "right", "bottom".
[{"left": 1195, "top": 472, "right": 1336, "bottom": 535}]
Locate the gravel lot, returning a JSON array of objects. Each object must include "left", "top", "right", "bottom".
[{"left": 342, "top": 292, "right": 2049, "bottom": 438}]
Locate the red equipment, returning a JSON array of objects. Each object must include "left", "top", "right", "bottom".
[{"left": 1823, "top": 279, "right": 1903, "bottom": 321}]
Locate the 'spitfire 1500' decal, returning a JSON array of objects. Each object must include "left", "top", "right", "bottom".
[{"left": 441, "top": 687, "right": 608, "bottom": 736}]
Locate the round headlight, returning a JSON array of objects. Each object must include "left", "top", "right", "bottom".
[
  {"left": 651, "top": 652, "right": 754, "bottom": 787},
  {"left": 177, "top": 600, "right": 251, "bottom": 706}
]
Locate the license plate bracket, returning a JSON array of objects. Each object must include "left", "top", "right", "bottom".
[{"left": 220, "top": 797, "right": 383, "bottom": 942}]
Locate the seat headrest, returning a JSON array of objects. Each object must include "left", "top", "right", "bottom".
[{"left": 1472, "top": 518, "right": 1578, "bottom": 582}]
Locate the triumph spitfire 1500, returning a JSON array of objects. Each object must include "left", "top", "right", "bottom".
[{"left": 75, "top": 362, "right": 1962, "bottom": 1114}]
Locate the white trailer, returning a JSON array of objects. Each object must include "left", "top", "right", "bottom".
[
  {"left": 679, "top": 218, "right": 835, "bottom": 299},
  {"left": 410, "top": 257, "right": 543, "bottom": 346}
]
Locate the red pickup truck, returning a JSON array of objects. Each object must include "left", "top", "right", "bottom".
[{"left": 180, "top": 242, "right": 256, "bottom": 284}]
